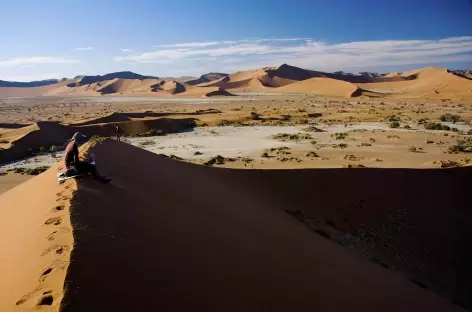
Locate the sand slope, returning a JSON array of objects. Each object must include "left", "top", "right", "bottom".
[
  {"left": 359, "top": 67, "right": 472, "bottom": 99},
  {"left": 279, "top": 77, "right": 363, "bottom": 97},
  {"left": 34, "top": 140, "right": 464, "bottom": 311},
  {"left": 0, "top": 164, "right": 75, "bottom": 311}
]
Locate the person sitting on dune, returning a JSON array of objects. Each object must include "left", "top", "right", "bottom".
[{"left": 64, "top": 132, "right": 110, "bottom": 183}]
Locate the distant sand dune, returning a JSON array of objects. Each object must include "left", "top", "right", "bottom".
[{"left": 279, "top": 77, "right": 363, "bottom": 97}]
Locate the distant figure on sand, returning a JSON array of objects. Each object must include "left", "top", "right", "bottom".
[
  {"left": 64, "top": 132, "right": 110, "bottom": 183},
  {"left": 114, "top": 124, "right": 121, "bottom": 142}
]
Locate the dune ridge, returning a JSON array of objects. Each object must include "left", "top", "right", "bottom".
[
  {"left": 1, "top": 65, "right": 471, "bottom": 99},
  {"left": 3, "top": 139, "right": 469, "bottom": 311}
]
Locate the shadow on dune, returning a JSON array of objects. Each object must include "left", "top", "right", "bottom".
[
  {"left": 60, "top": 140, "right": 470, "bottom": 311},
  {"left": 0, "top": 123, "right": 29, "bottom": 129}
]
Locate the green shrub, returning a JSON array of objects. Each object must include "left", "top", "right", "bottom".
[
  {"left": 424, "top": 123, "right": 450, "bottom": 131},
  {"left": 272, "top": 133, "right": 312, "bottom": 141},
  {"left": 408, "top": 146, "right": 422, "bottom": 153},
  {"left": 203, "top": 155, "right": 226, "bottom": 166},
  {"left": 330, "top": 132, "right": 348, "bottom": 140},
  {"left": 250, "top": 111, "right": 261, "bottom": 120},
  {"left": 302, "top": 126, "right": 325, "bottom": 132},
  {"left": 388, "top": 115, "right": 401, "bottom": 122},
  {"left": 389, "top": 121, "right": 400, "bottom": 128},
  {"left": 440, "top": 113, "right": 460, "bottom": 123},
  {"left": 140, "top": 140, "right": 155, "bottom": 146}
]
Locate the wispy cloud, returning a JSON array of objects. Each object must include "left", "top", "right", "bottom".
[
  {"left": 156, "top": 41, "right": 221, "bottom": 48},
  {"left": 0, "top": 56, "right": 80, "bottom": 67},
  {"left": 120, "top": 48, "right": 134, "bottom": 52},
  {"left": 115, "top": 36, "right": 472, "bottom": 72},
  {"left": 73, "top": 47, "right": 94, "bottom": 51},
  {"left": 0, "top": 73, "right": 61, "bottom": 82}
]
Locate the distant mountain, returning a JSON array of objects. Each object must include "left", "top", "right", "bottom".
[
  {"left": 451, "top": 69, "right": 472, "bottom": 79},
  {"left": 186, "top": 73, "right": 228, "bottom": 85},
  {"left": 71, "top": 71, "right": 158, "bottom": 86},
  {"left": 0, "top": 79, "right": 59, "bottom": 88}
]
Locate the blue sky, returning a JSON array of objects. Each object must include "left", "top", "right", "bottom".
[{"left": 0, "top": 0, "right": 471, "bottom": 81}]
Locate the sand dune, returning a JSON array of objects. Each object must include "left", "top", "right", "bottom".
[
  {"left": 1, "top": 139, "right": 467, "bottom": 311},
  {"left": 0, "top": 81, "right": 71, "bottom": 98},
  {"left": 1, "top": 65, "right": 471, "bottom": 99},
  {"left": 186, "top": 73, "right": 228, "bottom": 86},
  {"left": 151, "top": 80, "right": 186, "bottom": 94},
  {"left": 0, "top": 116, "right": 197, "bottom": 163},
  {"left": 359, "top": 67, "right": 472, "bottom": 99},
  {"left": 279, "top": 77, "right": 363, "bottom": 97},
  {"left": 0, "top": 163, "right": 74, "bottom": 312}
]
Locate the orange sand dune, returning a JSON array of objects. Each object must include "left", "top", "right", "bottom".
[
  {"left": 180, "top": 85, "right": 235, "bottom": 97},
  {"left": 2, "top": 139, "right": 469, "bottom": 311},
  {"left": 0, "top": 81, "right": 71, "bottom": 98},
  {"left": 359, "top": 67, "right": 472, "bottom": 99},
  {"left": 151, "top": 80, "right": 186, "bottom": 94},
  {"left": 279, "top": 77, "right": 363, "bottom": 97},
  {"left": 0, "top": 163, "right": 75, "bottom": 312}
]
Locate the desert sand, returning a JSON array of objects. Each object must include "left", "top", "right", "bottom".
[
  {"left": 1, "top": 64, "right": 472, "bottom": 311},
  {"left": 1, "top": 64, "right": 470, "bottom": 100},
  {"left": 1, "top": 139, "right": 469, "bottom": 311}
]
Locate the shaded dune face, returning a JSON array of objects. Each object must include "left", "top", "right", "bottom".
[{"left": 56, "top": 140, "right": 468, "bottom": 311}]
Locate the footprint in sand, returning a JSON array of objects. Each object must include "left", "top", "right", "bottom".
[
  {"left": 46, "top": 231, "right": 58, "bottom": 241},
  {"left": 51, "top": 204, "right": 65, "bottom": 213},
  {"left": 41, "top": 244, "right": 69, "bottom": 256},
  {"left": 44, "top": 216, "right": 62, "bottom": 226},
  {"left": 16, "top": 287, "right": 50, "bottom": 306},
  {"left": 56, "top": 195, "right": 71, "bottom": 202},
  {"left": 38, "top": 267, "right": 53, "bottom": 282},
  {"left": 37, "top": 294, "right": 54, "bottom": 306}
]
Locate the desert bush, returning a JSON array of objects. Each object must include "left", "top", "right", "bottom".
[
  {"left": 305, "top": 151, "right": 319, "bottom": 157},
  {"left": 203, "top": 155, "right": 226, "bottom": 166},
  {"left": 250, "top": 111, "right": 261, "bottom": 120},
  {"left": 307, "top": 113, "right": 323, "bottom": 118},
  {"left": 0, "top": 140, "right": 8, "bottom": 144},
  {"left": 408, "top": 146, "right": 422, "bottom": 152},
  {"left": 360, "top": 142, "right": 372, "bottom": 146},
  {"left": 49, "top": 145, "right": 59, "bottom": 153},
  {"left": 403, "top": 125, "right": 411, "bottom": 129},
  {"left": 389, "top": 121, "right": 400, "bottom": 128},
  {"left": 272, "top": 133, "right": 312, "bottom": 141},
  {"left": 439, "top": 113, "right": 460, "bottom": 123},
  {"left": 448, "top": 140, "right": 472, "bottom": 153},
  {"left": 330, "top": 132, "right": 348, "bottom": 140},
  {"left": 424, "top": 123, "right": 450, "bottom": 131},
  {"left": 417, "top": 118, "right": 429, "bottom": 124},
  {"left": 169, "top": 154, "right": 183, "bottom": 160},
  {"left": 261, "top": 152, "right": 269, "bottom": 158},
  {"left": 302, "top": 126, "right": 325, "bottom": 132},
  {"left": 133, "top": 129, "right": 165, "bottom": 137},
  {"left": 194, "top": 151, "right": 203, "bottom": 155},
  {"left": 140, "top": 140, "right": 155, "bottom": 146},
  {"left": 388, "top": 115, "right": 401, "bottom": 122},
  {"left": 332, "top": 143, "right": 348, "bottom": 149},
  {"left": 216, "top": 120, "right": 234, "bottom": 126},
  {"left": 39, "top": 147, "right": 46, "bottom": 154},
  {"left": 241, "top": 157, "right": 254, "bottom": 163}
]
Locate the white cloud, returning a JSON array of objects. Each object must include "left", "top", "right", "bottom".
[
  {"left": 157, "top": 41, "right": 221, "bottom": 48},
  {"left": 114, "top": 36, "right": 472, "bottom": 73},
  {"left": 0, "top": 56, "right": 80, "bottom": 67},
  {"left": 0, "top": 73, "right": 61, "bottom": 82},
  {"left": 73, "top": 47, "right": 94, "bottom": 51},
  {"left": 120, "top": 48, "right": 134, "bottom": 52}
]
